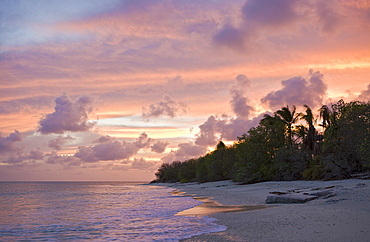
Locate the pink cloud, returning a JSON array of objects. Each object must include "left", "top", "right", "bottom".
[
  {"left": 150, "top": 140, "right": 169, "bottom": 153},
  {"left": 38, "top": 93, "right": 96, "bottom": 134},
  {"left": 241, "top": 0, "right": 301, "bottom": 28},
  {"left": 75, "top": 139, "right": 137, "bottom": 162},
  {"left": 213, "top": 0, "right": 304, "bottom": 51},
  {"left": 74, "top": 133, "right": 163, "bottom": 162},
  {"left": 358, "top": 84, "right": 370, "bottom": 101},
  {"left": 162, "top": 113, "right": 265, "bottom": 163},
  {"left": 315, "top": 1, "right": 343, "bottom": 33},
  {"left": 0, "top": 130, "right": 22, "bottom": 153},
  {"left": 213, "top": 24, "right": 246, "bottom": 51},
  {"left": 194, "top": 75, "right": 257, "bottom": 147},
  {"left": 230, "top": 74, "right": 254, "bottom": 119},
  {"left": 2, "top": 149, "right": 44, "bottom": 164},
  {"left": 46, "top": 151, "right": 81, "bottom": 166},
  {"left": 162, "top": 142, "right": 208, "bottom": 163},
  {"left": 261, "top": 70, "right": 327, "bottom": 110},
  {"left": 0, "top": 95, "right": 55, "bottom": 115},
  {"left": 0, "top": 130, "right": 45, "bottom": 166},
  {"left": 131, "top": 157, "right": 160, "bottom": 171},
  {"left": 195, "top": 114, "right": 264, "bottom": 147},
  {"left": 134, "top": 132, "right": 152, "bottom": 149},
  {"left": 142, "top": 95, "right": 187, "bottom": 120},
  {"left": 48, "top": 135, "right": 75, "bottom": 150},
  {"left": 195, "top": 116, "right": 219, "bottom": 147}
]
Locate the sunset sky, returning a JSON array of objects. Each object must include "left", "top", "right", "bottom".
[{"left": 1, "top": 0, "right": 370, "bottom": 181}]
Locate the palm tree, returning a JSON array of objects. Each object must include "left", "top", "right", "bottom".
[
  {"left": 301, "top": 105, "right": 316, "bottom": 151},
  {"left": 318, "top": 104, "right": 341, "bottom": 157},
  {"left": 319, "top": 104, "right": 338, "bottom": 129},
  {"left": 318, "top": 104, "right": 338, "bottom": 140},
  {"left": 276, "top": 105, "right": 300, "bottom": 148}
]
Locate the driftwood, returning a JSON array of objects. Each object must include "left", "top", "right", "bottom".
[
  {"left": 265, "top": 186, "right": 342, "bottom": 204},
  {"left": 265, "top": 194, "right": 318, "bottom": 204}
]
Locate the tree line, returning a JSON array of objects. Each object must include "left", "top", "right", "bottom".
[{"left": 152, "top": 100, "right": 370, "bottom": 184}]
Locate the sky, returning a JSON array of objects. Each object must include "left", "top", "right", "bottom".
[{"left": 1, "top": 0, "right": 370, "bottom": 181}]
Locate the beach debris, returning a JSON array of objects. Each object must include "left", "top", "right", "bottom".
[
  {"left": 265, "top": 194, "right": 318, "bottom": 204},
  {"left": 350, "top": 172, "right": 370, "bottom": 180},
  {"left": 324, "top": 185, "right": 335, "bottom": 189},
  {"left": 265, "top": 185, "right": 344, "bottom": 204},
  {"left": 303, "top": 190, "right": 334, "bottom": 198},
  {"left": 269, "top": 191, "right": 289, "bottom": 195},
  {"left": 216, "top": 184, "right": 228, "bottom": 187}
]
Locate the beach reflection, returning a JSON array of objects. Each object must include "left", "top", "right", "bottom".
[{"left": 176, "top": 196, "right": 269, "bottom": 217}]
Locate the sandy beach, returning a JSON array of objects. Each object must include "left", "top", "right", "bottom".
[{"left": 156, "top": 179, "right": 370, "bottom": 242}]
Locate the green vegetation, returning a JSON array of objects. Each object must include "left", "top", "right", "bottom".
[{"left": 152, "top": 100, "right": 370, "bottom": 184}]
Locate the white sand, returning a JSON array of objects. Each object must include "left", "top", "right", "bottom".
[{"left": 156, "top": 179, "right": 370, "bottom": 242}]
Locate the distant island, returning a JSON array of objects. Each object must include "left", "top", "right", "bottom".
[{"left": 152, "top": 100, "right": 370, "bottom": 184}]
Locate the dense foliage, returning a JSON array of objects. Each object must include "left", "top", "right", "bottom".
[{"left": 153, "top": 100, "right": 370, "bottom": 184}]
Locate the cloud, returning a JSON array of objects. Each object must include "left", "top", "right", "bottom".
[
  {"left": 315, "top": 1, "right": 343, "bottom": 33},
  {"left": 74, "top": 133, "right": 158, "bottom": 162},
  {"left": 48, "top": 135, "right": 75, "bottom": 150},
  {"left": 241, "top": 0, "right": 301, "bottom": 28},
  {"left": 194, "top": 75, "right": 255, "bottom": 147},
  {"left": 195, "top": 114, "right": 265, "bottom": 147},
  {"left": 0, "top": 95, "right": 55, "bottom": 114},
  {"left": 28, "top": 149, "right": 44, "bottom": 160},
  {"left": 213, "top": 0, "right": 356, "bottom": 52},
  {"left": 161, "top": 142, "right": 208, "bottom": 163},
  {"left": 38, "top": 93, "right": 96, "bottom": 134},
  {"left": 134, "top": 132, "right": 152, "bottom": 149},
  {"left": 162, "top": 112, "right": 265, "bottom": 163},
  {"left": 213, "top": 0, "right": 303, "bottom": 51},
  {"left": 1, "top": 156, "right": 25, "bottom": 164},
  {"left": 195, "top": 116, "right": 219, "bottom": 147},
  {"left": 217, "top": 115, "right": 264, "bottom": 141},
  {"left": 0, "top": 131, "right": 45, "bottom": 165},
  {"left": 46, "top": 151, "right": 81, "bottom": 166},
  {"left": 142, "top": 95, "right": 187, "bottom": 120},
  {"left": 2, "top": 149, "right": 44, "bottom": 164},
  {"left": 165, "top": 75, "right": 186, "bottom": 92},
  {"left": 0, "top": 130, "right": 22, "bottom": 153},
  {"left": 74, "top": 146, "right": 99, "bottom": 163},
  {"left": 230, "top": 74, "right": 254, "bottom": 119},
  {"left": 75, "top": 139, "right": 138, "bottom": 162},
  {"left": 261, "top": 70, "right": 327, "bottom": 110},
  {"left": 150, "top": 140, "right": 169, "bottom": 153},
  {"left": 131, "top": 157, "right": 160, "bottom": 171},
  {"left": 160, "top": 73, "right": 265, "bottom": 163},
  {"left": 213, "top": 24, "right": 246, "bottom": 51},
  {"left": 358, "top": 84, "right": 370, "bottom": 101}
]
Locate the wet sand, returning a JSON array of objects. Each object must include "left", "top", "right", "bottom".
[
  {"left": 176, "top": 195, "right": 270, "bottom": 217},
  {"left": 156, "top": 179, "right": 370, "bottom": 242}
]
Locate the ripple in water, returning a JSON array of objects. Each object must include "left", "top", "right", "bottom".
[{"left": 0, "top": 182, "right": 226, "bottom": 241}]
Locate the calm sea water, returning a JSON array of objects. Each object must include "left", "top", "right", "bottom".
[{"left": 0, "top": 182, "right": 226, "bottom": 241}]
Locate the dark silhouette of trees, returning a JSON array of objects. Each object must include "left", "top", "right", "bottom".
[
  {"left": 276, "top": 105, "right": 300, "bottom": 148},
  {"left": 301, "top": 105, "right": 316, "bottom": 152},
  {"left": 152, "top": 100, "right": 370, "bottom": 184}
]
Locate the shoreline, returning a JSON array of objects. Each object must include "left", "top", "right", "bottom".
[{"left": 155, "top": 179, "right": 370, "bottom": 242}]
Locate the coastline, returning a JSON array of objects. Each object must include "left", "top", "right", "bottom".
[{"left": 156, "top": 179, "right": 370, "bottom": 242}]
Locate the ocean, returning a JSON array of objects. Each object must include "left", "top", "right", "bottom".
[{"left": 0, "top": 182, "right": 225, "bottom": 241}]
